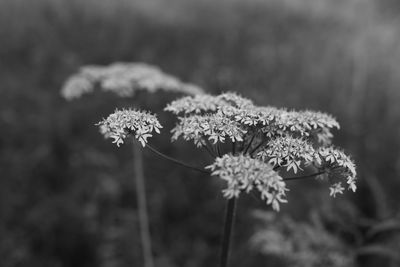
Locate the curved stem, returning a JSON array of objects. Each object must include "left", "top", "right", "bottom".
[
  {"left": 249, "top": 138, "right": 268, "bottom": 156},
  {"left": 203, "top": 137, "right": 218, "bottom": 157},
  {"left": 244, "top": 133, "right": 256, "bottom": 155},
  {"left": 204, "top": 138, "right": 217, "bottom": 158},
  {"left": 203, "top": 144, "right": 217, "bottom": 158},
  {"left": 145, "top": 143, "right": 210, "bottom": 174},
  {"left": 284, "top": 171, "right": 325, "bottom": 181},
  {"left": 219, "top": 198, "right": 237, "bottom": 267},
  {"left": 132, "top": 142, "right": 155, "bottom": 267}
]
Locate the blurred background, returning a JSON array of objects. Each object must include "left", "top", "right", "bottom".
[{"left": 1, "top": 0, "right": 400, "bottom": 266}]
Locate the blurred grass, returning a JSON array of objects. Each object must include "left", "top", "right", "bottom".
[{"left": 1, "top": 0, "right": 400, "bottom": 266}]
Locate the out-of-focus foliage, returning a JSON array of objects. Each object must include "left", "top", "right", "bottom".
[
  {"left": 1, "top": 0, "right": 400, "bottom": 266},
  {"left": 252, "top": 198, "right": 400, "bottom": 267},
  {"left": 251, "top": 210, "right": 354, "bottom": 267}
]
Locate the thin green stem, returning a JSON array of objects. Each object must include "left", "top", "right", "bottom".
[
  {"left": 284, "top": 171, "right": 325, "bottom": 181},
  {"left": 244, "top": 133, "right": 256, "bottom": 155},
  {"left": 132, "top": 142, "right": 154, "bottom": 267},
  {"left": 203, "top": 137, "right": 218, "bottom": 157},
  {"left": 217, "top": 143, "right": 222, "bottom": 157},
  {"left": 145, "top": 143, "right": 210, "bottom": 174},
  {"left": 249, "top": 138, "right": 268, "bottom": 156},
  {"left": 203, "top": 144, "right": 216, "bottom": 158},
  {"left": 219, "top": 198, "right": 237, "bottom": 267}
]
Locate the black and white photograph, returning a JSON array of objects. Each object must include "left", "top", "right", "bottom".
[{"left": 1, "top": 0, "right": 400, "bottom": 266}]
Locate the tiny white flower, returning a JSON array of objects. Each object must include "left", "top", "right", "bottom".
[{"left": 329, "top": 182, "right": 345, "bottom": 197}]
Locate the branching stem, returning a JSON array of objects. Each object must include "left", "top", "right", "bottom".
[
  {"left": 145, "top": 143, "right": 210, "bottom": 174},
  {"left": 244, "top": 133, "right": 256, "bottom": 154},
  {"left": 203, "top": 146, "right": 216, "bottom": 158},
  {"left": 203, "top": 137, "right": 218, "bottom": 157},
  {"left": 284, "top": 171, "right": 325, "bottom": 181},
  {"left": 249, "top": 138, "right": 269, "bottom": 156}
]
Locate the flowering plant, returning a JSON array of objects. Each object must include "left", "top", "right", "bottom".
[
  {"left": 62, "top": 62, "right": 204, "bottom": 267},
  {"left": 102, "top": 92, "right": 356, "bottom": 209},
  {"left": 97, "top": 91, "right": 357, "bottom": 267}
]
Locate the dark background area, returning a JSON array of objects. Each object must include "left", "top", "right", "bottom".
[{"left": 1, "top": 0, "right": 400, "bottom": 266}]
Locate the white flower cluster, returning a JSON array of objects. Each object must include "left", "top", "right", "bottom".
[
  {"left": 171, "top": 113, "right": 247, "bottom": 147},
  {"left": 256, "top": 136, "right": 356, "bottom": 196},
  {"left": 257, "top": 135, "right": 316, "bottom": 173},
  {"left": 206, "top": 154, "right": 288, "bottom": 211},
  {"left": 61, "top": 62, "right": 203, "bottom": 100},
  {"left": 96, "top": 108, "right": 162, "bottom": 147},
  {"left": 166, "top": 92, "right": 356, "bottom": 200},
  {"left": 167, "top": 93, "right": 272, "bottom": 146},
  {"left": 219, "top": 105, "right": 278, "bottom": 127},
  {"left": 317, "top": 147, "right": 357, "bottom": 196},
  {"left": 261, "top": 110, "right": 339, "bottom": 141},
  {"left": 166, "top": 92, "right": 339, "bottom": 145},
  {"left": 165, "top": 92, "right": 253, "bottom": 115}
]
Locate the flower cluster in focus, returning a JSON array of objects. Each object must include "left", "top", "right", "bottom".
[
  {"left": 61, "top": 62, "right": 203, "bottom": 100},
  {"left": 166, "top": 92, "right": 357, "bottom": 204},
  {"left": 206, "top": 154, "right": 288, "bottom": 211},
  {"left": 257, "top": 135, "right": 316, "bottom": 173},
  {"left": 171, "top": 113, "right": 247, "bottom": 147},
  {"left": 94, "top": 90, "right": 357, "bottom": 209},
  {"left": 97, "top": 108, "right": 162, "bottom": 147}
]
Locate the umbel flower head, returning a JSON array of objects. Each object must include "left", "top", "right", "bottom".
[
  {"left": 207, "top": 154, "right": 288, "bottom": 211},
  {"left": 96, "top": 108, "right": 162, "bottom": 147},
  {"left": 61, "top": 62, "right": 203, "bottom": 100},
  {"left": 165, "top": 92, "right": 357, "bottom": 209}
]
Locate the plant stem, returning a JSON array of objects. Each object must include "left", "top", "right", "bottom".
[
  {"left": 132, "top": 142, "right": 155, "bottom": 267},
  {"left": 219, "top": 198, "right": 237, "bottom": 267},
  {"left": 217, "top": 143, "right": 222, "bottom": 157},
  {"left": 244, "top": 133, "right": 256, "bottom": 154},
  {"left": 203, "top": 137, "right": 218, "bottom": 157},
  {"left": 249, "top": 138, "right": 268, "bottom": 156},
  {"left": 146, "top": 143, "right": 210, "bottom": 174},
  {"left": 284, "top": 171, "right": 325, "bottom": 181},
  {"left": 203, "top": 143, "right": 217, "bottom": 158}
]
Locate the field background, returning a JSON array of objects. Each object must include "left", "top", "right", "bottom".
[{"left": 1, "top": 0, "right": 400, "bottom": 266}]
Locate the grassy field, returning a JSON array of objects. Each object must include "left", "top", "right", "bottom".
[{"left": 1, "top": 0, "right": 400, "bottom": 266}]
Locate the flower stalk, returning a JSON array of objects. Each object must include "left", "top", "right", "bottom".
[
  {"left": 220, "top": 198, "right": 237, "bottom": 267},
  {"left": 133, "top": 141, "right": 155, "bottom": 267},
  {"left": 95, "top": 91, "right": 358, "bottom": 267},
  {"left": 145, "top": 143, "right": 210, "bottom": 174}
]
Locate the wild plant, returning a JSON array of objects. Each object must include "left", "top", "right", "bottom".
[
  {"left": 62, "top": 62, "right": 202, "bottom": 267},
  {"left": 97, "top": 92, "right": 357, "bottom": 267}
]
